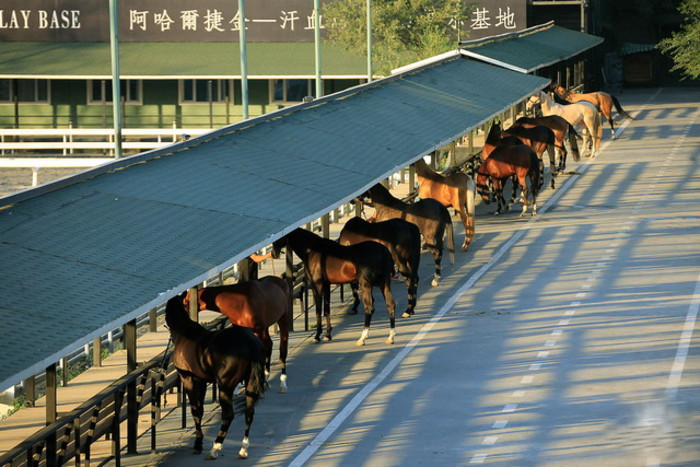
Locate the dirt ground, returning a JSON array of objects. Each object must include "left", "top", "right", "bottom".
[{"left": 0, "top": 168, "right": 83, "bottom": 198}]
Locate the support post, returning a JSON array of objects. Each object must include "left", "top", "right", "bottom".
[
  {"left": 45, "top": 363, "right": 57, "bottom": 467},
  {"left": 125, "top": 318, "right": 138, "bottom": 454}
]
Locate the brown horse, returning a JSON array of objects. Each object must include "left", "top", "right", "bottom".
[
  {"left": 271, "top": 228, "right": 396, "bottom": 346},
  {"left": 184, "top": 276, "right": 291, "bottom": 393},
  {"left": 512, "top": 116, "right": 581, "bottom": 173},
  {"left": 166, "top": 295, "right": 266, "bottom": 460},
  {"left": 551, "top": 83, "right": 634, "bottom": 138},
  {"left": 358, "top": 183, "right": 455, "bottom": 287},
  {"left": 338, "top": 216, "right": 421, "bottom": 318},
  {"left": 413, "top": 158, "right": 475, "bottom": 251},
  {"left": 476, "top": 144, "right": 541, "bottom": 217}
]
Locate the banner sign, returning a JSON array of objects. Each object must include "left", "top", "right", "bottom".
[{"left": 0, "top": 0, "right": 526, "bottom": 42}]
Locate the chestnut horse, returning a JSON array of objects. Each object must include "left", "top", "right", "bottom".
[
  {"left": 359, "top": 183, "right": 455, "bottom": 287},
  {"left": 184, "top": 276, "right": 291, "bottom": 393},
  {"left": 476, "top": 144, "right": 540, "bottom": 217},
  {"left": 413, "top": 158, "right": 475, "bottom": 251},
  {"left": 166, "top": 295, "right": 266, "bottom": 460},
  {"left": 272, "top": 228, "right": 396, "bottom": 346},
  {"left": 338, "top": 216, "right": 421, "bottom": 318},
  {"left": 551, "top": 84, "right": 634, "bottom": 137},
  {"left": 512, "top": 116, "right": 581, "bottom": 173}
]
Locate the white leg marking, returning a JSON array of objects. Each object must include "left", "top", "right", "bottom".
[{"left": 238, "top": 437, "right": 249, "bottom": 459}]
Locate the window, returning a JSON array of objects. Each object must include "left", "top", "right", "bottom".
[
  {"left": 0, "top": 79, "right": 50, "bottom": 103},
  {"left": 88, "top": 80, "right": 142, "bottom": 104},
  {"left": 270, "top": 79, "right": 316, "bottom": 104},
  {"left": 180, "top": 79, "right": 232, "bottom": 103}
]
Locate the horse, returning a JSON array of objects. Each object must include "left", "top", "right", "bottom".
[
  {"left": 476, "top": 144, "right": 540, "bottom": 217},
  {"left": 358, "top": 183, "right": 455, "bottom": 287},
  {"left": 412, "top": 158, "right": 476, "bottom": 252},
  {"left": 165, "top": 295, "right": 267, "bottom": 460},
  {"left": 271, "top": 228, "right": 396, "bottom": 346},
  {"left": 527, "top": 91, "right": 601, "bottom": 157},
  {"left": 512, "top": 115, "right": 581, "bottom": 173},
  {"left": 551, "top": 83, "right": 634, "bottom": 137},
  {"left": 338, "top": 216, "right": 421, "bottom": 318},
  {"left": 183, "top": 276, "right": 291, "bottom": 393}
]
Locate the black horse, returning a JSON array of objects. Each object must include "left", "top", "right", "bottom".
[
  {"left": 338, "top": 216, "right": 421, "bottom": 318},
  {"left": 358, "top": 183, "right": 454, "bottom": 287},
  {"left": 272, "top": 228, "right": 397, "bottom": 346},
  {"left": 165, "top": 295, "right": 267, "bottom": 459}
]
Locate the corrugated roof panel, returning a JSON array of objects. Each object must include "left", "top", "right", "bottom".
[
  {"left": 461, "top": 22, "right": 604, "bottom": 73},
  {"left": 0, "top": 56, "right": 550, "bottom": 391}
]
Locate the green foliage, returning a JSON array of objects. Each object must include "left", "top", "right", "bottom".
[
  {"left": 657, "top": 0, "right": 700, "bottom": 79},
  {"left": 322, "top": 0, "right": 472, "bottom": 75}
]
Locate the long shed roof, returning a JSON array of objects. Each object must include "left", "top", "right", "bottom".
[
  {"left": 0, "top": 52, "right": 549, "bottom": 392},
  {"left": 460, "top": 21, "right": 604, "bottom": 73}
]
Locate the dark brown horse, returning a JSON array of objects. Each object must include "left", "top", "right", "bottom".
[
  {"left": 338, "top": 216, "right": 421, "bottom": 318},
  {"left": 165, "top": 295, "right": 266, "bottom": 460},
  {"left": 476, "top": 144, "right": 541, "bottom": 217},
  {"left": 512, "top": 115, "right": 581, "bottom": 173},
  {"left": 551, "top": 83, "right": 634, "bottom": 137},
  {"left": 271, "top": 228, "right": 396, "bottom": 346},
  {"left": 359, "top": 183, "right": 455, "bottom": 287},
  {"left": 184, "top": 276, "right": 291, "bottom": 393},
  {"left": 413, "top": 158, "right": 475, "bottom": 251}
]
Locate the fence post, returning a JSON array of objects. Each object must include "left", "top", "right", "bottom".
[
  {"left": 45, "top": 363, "right": 57, "bottom": 467},
  {"left": 125, "top": 319, "right": 138, "bottom": 454}
]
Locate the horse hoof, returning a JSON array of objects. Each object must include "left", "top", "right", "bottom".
[
  {"left": 313, "top": 336, "right": 321, "bottom": 343},
  {"left": 347, "top": 309, "right": 358, "bottom": 315},
  {"left": 461, "top": 244, "right": 470, "bottom": 252},
  {"left": 401, "top": 312, "right": 413, "bottom": 318},
  {"left": 431, "top": 279, "right": 439, "bottom": 287},
  {"left": 324, "top": 336, "right": 332, "bottom": 342},
  {"left": 385, "top": 338, "right": 395, "bottom": 345},
  {"left": 238, "top": 448, "right": 248, "bottom": 459},
  {"left": 193, "top": 448, "right": 203, "bottom": 455},
  {"left": 356, "top": 340, "right": 365, "bottom": 346}
]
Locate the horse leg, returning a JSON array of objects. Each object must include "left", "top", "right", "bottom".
[
  {"left": 517, "top": 173, "right": 529, "bottom": 217},
  {"left": 323, "top": 280, "right": 333, "bottom": 341},
  {"left": 382, "top": 280, "right": 397, "bottom": 345},
  {"left": 310, "top": 281, "right": 324, "bottom": 342},
  {"left": 206, "top": 386, "right": 234, "bottom": 460},
  {"left": 429, "top": 244, "right": 443, "bottom": 287},
  {"left": 348, "top": 280, "right": 360, "bottom": 315},
  {"left": 277, "top": 317, "right": 289, "bottom": 393},
  {"left": 183, "top": 376, "right": 206, "bottom": 454},
  {"left": 356, "top": 281, "right": 375, "bottom": 346},
  {"left": 259, "top": 329, "right": 272, "bottom": 381},
  {"left": 402, "top": 271, "right": 418, "bottom": 318}
]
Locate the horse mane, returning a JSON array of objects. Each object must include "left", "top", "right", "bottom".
[
  {"left": 165, "top": 295, "right": 210, "bottom": 342},
  {"left": 368, "top": 184, "right": 403, "bottom": 208},
  {"left": 289, "top": 228, "right": 350, "bottom": 258}
]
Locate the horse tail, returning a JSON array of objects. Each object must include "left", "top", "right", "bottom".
[
  {"left": 444, "top": 212, "right": 455, "bottom": 265},
  {"left": 530, "top": 151, "right": 542, "bottom": 195},
  {"left": 568, "top": 124, "right": 581, "bottom": 162},
  {"left": 611, "top": 95, "right": 635, "bottom": 120},
  {"left": 246, "top": 358, "right": 267, "bottom": 403}
]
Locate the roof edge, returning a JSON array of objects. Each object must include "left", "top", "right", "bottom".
[{"left": 460, "top": 21, "right": 556, "bottom": 49}]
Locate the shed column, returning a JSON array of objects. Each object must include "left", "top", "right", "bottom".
[
  {"left": 45, "top": 363, "right": 57, "bottom": 467},
  {"left": 126, "top": 318, "right": 138, "bottom": 454}
]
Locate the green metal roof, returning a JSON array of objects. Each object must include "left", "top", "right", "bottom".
[
  {"left": 460, "top": 21, "right": 604, "bottom": 73},
  {"left": 0, "top": 42, "right": 369, "bottom": 79},
  {"left": 0, "top": 53, "right": 550, "bottom": 392}
]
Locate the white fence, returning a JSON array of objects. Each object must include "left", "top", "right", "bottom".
[{"left": 0, "top": 127, "right": 212, "bottom": 157}]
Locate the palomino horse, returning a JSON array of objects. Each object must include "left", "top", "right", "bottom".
[
  {"left": 165, "top": 295, "right": 266, "bottom": 460},
  {"left": 271, "top": 228, "right": 396, "bottom": 346},
  {"left": 184, "top": 276, "right": 291, "bottom": 393},
  {"left": 359, "top": 183, "right": 455, "bottom": 287},
  {"left": 527, "top": 91, "right": 601, "bottom": 157},
  {"left": 512, "top": 116, "right": 581, "bottom": 173},
  {"left": 551, "top": 83, "right": 634, "bottom": 137},
  {"left": 413, "top": 158, "right": 475, "bottom": 251},
  {"left": 338, "top": 216, "right": 421, "bottom": 318},
  {"left": 476, "top": 144, "right": 541, "bottom": 217}
]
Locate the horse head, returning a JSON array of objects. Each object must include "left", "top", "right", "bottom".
[{"left": 486, "top": 121, "right": 503, "bottom": 144}]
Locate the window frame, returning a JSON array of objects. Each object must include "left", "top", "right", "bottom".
[
  {"left": 0, "top": 79, "right": 51, "bottom": 105},
  {"left": 87, "top": 79, "right": 143, "bottom": 105},
  {"left": 179, "top": 79, "right": 234, "bottom": 105},
  {"left": 269, "top": 79, "right": 316, "bottom": 105}
]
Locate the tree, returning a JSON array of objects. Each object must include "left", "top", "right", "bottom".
[
  {"left": 322, "top": 0, "right": 472, "bottom": 75},
  {"left": 657, "top": 0, "right": 700, "bottom": 79}
]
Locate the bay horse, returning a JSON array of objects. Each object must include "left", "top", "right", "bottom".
[
  {"left": 271, "top": 228, "right": 396, "bottom": 346},
  {"left": 184, "top": 276, "right": 291, "bottom": 393},
  {"left": 413, "top": 158, "right": 475, "bottom": 251},
  {"left": 359, "top": 183, "right": 455, "bottom": 287},
  {"left": 338, "top": 216, "right": 421, "bottom": 318},
  {"left": 165, "top": 295, "right": 266, "bottom": 460},
  {"left": 476, "top": 144, "right": 540, "bottom": 217},
  {"left": 551, "top": 83, "right": 634, "bottom": 137},
  {"left": 527, "top": 91, "right": 601, "bottom": 157},
  {"left": 512, "top": 115, "right": 581, "bottom": 173}
]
